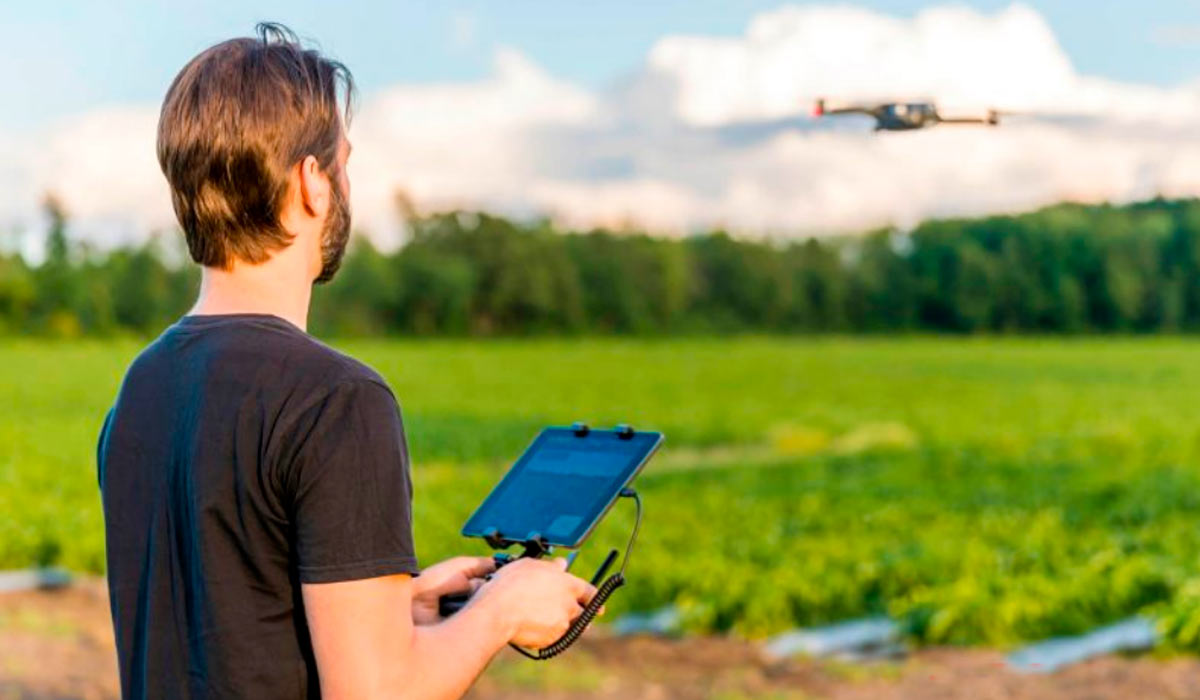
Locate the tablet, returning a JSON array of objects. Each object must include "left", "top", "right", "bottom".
[{"left": 461, "top": 426, "right": 663, "bottom": 548}]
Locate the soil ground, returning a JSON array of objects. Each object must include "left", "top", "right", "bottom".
[{"left": 4, "top": 581, "right": 1200, "bottom": 700}]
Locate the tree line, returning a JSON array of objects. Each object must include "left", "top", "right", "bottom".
[{"left": 5, "top": 197, "right": 1200, "bottom": 337}]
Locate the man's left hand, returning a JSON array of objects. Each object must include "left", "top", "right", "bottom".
[{"left": 411, "top": 556, "right": 497, "bottom": 625}]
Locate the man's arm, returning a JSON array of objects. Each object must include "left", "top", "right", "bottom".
[
  {"left": 303, "top": 557, "right": 595, "bottom": 700},
  {"left": 408, "top": 556, "right": 494, "bottom": 626},
  {"left": 303, "top": 574, "right": 504, "bottom": 700}
]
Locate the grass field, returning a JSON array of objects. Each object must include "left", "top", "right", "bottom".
[{"left": 6, "top": 336, "right": 1200, "bottom": 649}]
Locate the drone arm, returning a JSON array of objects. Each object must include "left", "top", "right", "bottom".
[
  {"left": 814, "top": 99, "right": 876, "bottom": 118},
  {"left": 939, "top": 110, "right": 1000, "bottom": 126},
  {"left": 821, "top": 106, "right": 875, "bottom": 116}
]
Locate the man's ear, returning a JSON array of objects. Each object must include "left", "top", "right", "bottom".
[{"left": 297, "top": 155, "right": 329, "bottom": 219}]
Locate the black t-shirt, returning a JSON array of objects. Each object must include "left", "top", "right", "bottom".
[{"left": 97, "top": 313, "right": 419, "bottom": 699}]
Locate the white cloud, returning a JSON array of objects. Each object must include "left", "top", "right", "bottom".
[
  {"left": 347, "top": 47, "right": 598, "bottom": 247},
  {"left": 0, "top": 132, "right": 33, "bottom": 227},
  {"left": 648, "top": 3, "right": 1200, "bottom": 127},
  {"left": 35, "top": 107, "right": 173, "bottom": 243},
  {"left": 528, "top": 178, "right": 701, "bottom": 233},
  {"left": 0, "top": 106, "right": 174, "bottom": 255},
  {"left": 5, "top": 3, "right": 1200, "bottom": 251},
  {"left": 703, "top": 125, "right": 1200, "bottom": 232}
]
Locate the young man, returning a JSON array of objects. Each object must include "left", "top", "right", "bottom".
[{"left": 97, "top": 24, "right": 596, "bottom": 700}]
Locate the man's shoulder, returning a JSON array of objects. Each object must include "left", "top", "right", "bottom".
[
  {"left": 233, "top": 318, "right": 393, "bottom": 398},
  {"left": 128, "top": 314, "right": 393, "bottom": 400},
  {"left": 255, "top": 322, "right": 397, "bottom": 410},
  {"left": 300, "top": 338, "right": 392, "bottom": 395}
]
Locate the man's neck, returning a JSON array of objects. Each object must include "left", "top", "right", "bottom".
[{"left": 191, "top": 255, "right": 313, "bottom": 332}]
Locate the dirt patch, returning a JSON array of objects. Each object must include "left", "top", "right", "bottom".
[
  {"left": 0, "top": 579, "right": 117, "bottom": 700},
  {"left": 4, "top": 581, "right": 1200, "bottom": 700},
  {"left": 473, "top": 637, "right": 1200, "bottom": 700}
]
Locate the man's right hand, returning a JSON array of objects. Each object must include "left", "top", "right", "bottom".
[{"left": 471, "top": 557, "right": 598, "bottom": 649}]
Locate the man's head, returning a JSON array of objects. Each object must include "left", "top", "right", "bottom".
[{"left": 157, "top": 23, "right": 354, "bottom": 284}]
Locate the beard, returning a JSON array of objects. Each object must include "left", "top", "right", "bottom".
[{"left": 314, "top": 178, "right": 351, "bottom": 285}]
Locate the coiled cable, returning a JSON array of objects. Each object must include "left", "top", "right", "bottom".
[{"left": 511, "top": 489, "right": 641, "bottom": 660}]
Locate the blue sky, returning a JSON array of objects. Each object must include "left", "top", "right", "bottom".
[
  {"left": 4, "top": 1, "right": 1200, "bottom": 248},
  {"left": 3, "top": 1, "right": 1199, "bottom": 131}
]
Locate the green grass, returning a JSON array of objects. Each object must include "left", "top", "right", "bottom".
[{"left": 6, "top": 336, "right": 1200, "bottom": 648}]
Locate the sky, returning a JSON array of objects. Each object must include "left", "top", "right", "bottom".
[{"left": 3, "top": 1, "right": 1200, "bottom": 251}]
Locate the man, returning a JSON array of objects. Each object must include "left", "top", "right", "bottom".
[{"left": 97, "top": 23, "right": 596, "bottom": 700}]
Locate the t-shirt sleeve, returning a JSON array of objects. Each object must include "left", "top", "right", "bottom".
[
  {"left": 96, "top": 406, "right": 113, "bottom": 488},
  {"left": 285, "top": 378, "right": 419, "bottom": 583}
]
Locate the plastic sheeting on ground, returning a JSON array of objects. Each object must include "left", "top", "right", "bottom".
[
  {"left": 611, "top": 605, "right": 682, "bottom": 637},
  {"left": 763, "top": 617, "right": 903, "bottom": 661},
  {"left": 0, "top": 568, "right": 72, "bottom": 594},
  {"left": 1006, "top": 616, "right": 1158, "bottom": 674}
]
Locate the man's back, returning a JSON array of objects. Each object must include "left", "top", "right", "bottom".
[{"left": 98, "top": 313, "right": 418, "bottom": 699}]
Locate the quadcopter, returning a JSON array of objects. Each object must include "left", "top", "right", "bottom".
[{"left": 814, "top": 99, "right": 1000, "bottom": 131}]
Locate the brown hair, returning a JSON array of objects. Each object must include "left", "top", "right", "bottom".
[{"left": 157, "top": 23, "right": 355, "bottom": 269}]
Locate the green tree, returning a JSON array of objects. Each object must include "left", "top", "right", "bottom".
[
  {"left": 0, "top": 254, "right": 34, "bottom": 333},
  {"left": 32, "top": 195, "right": 84, "bottom": 335}
]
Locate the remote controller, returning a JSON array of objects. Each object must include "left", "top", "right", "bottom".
[
  {"left": 437, "top": 552, "right": 514, "bottom": 617},
  {"left": 431, "top": 424, "right": 659, "bottom": 659}
]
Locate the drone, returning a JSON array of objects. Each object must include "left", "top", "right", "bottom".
[{"left": 814, "top": 99, "right": 1000, "bottom": 131}]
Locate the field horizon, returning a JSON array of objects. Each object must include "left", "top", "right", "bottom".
[{"left": 7, "top": 335, "right": 1200, "bottom": 648}]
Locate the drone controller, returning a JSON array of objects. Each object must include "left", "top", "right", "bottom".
[{"left": 436, "top": 422, "right": 662, "bottom": 660}]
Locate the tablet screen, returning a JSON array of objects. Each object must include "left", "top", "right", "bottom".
[{"left": 461, "top": 427, "right": 663, "bottom": 548}]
